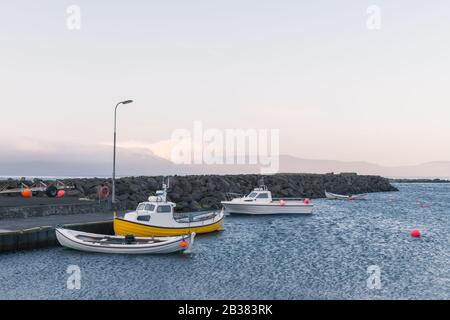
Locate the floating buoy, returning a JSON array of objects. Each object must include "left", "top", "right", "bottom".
[
  {"left": 21, "top": 189, "right": 32, "bottom": 198},
  {"left": 57, "top": 190, "right": 65, "bottom": 198},
  {"left": 348, "top": 195, "right": 354, "bottom": 201},
  {"left": 181, "top": 240, "right": 188, "bottom": 248},
  {"left": 304, "top": 198, "right": 311, "bottom": 204},
  {"left": 279, "top": 200, "right": 286, "bottom": 207},
  {"left": 411, "top": 229, "right": 421, "bottom": 238}
]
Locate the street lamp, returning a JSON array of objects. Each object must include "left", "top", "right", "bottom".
[{"left": 112, "top": 99, "right": 133, "bottom": 216}]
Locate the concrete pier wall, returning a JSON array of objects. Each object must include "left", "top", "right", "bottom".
[
  {"left": 0, "top": 221, "right": 113, "bottom": 253},
  {"left": 0, "top": 203, "right": 109, "bottom": 220}
]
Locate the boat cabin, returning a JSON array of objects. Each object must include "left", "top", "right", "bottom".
[
  {"left": 124, "top": 184, "right": 177, "bottom": 223},
  {"left": 132, "top": 201, "right": 176, "bottom": 222},
  {"left": 242, "top": 187, "right": 273, "bottom": 202}
]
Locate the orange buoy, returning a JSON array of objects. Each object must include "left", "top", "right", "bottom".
[
  {"left": 279, "top": 200, "right": 286, "bottom": 207},
  {"left": 21, "top": 189, "right": 32, "bottom": 198},
  {"left": 57, "top": 190, "right": 65, "bottom": 198},
  {"left": 411, "top": 229, "right": 421, "bottom": 238},
  {"left": 304, "top": 198, "right": 311, "bottom": 204},
  {"left": 181, "top": 240, "right": 188, "bottom": 248}
]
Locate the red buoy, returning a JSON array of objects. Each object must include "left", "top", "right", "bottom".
[
  {"left": 57, "top": 190, "right": 65, "bottom": 198},
  {"left": 279, "top": 200, "right": 286, "bottom": 207},
  {"left": 411, "top": 229, "right": 421, "bottom": 238},
  {"left": 181, "top": 240, "right": 188, "bottom": 248},
  {"left": 21, "top": 189, "right": 32, "bottom": 198},
  {"left": 304, "top": 198, "right": 311, "bottom": 204}
]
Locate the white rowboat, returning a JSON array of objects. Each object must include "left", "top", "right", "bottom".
[
  {"left": 56, "top": 228, "right": 195, "bottom": 254},
  {"left": 325, "top": 191, "right": 367, "bottom": 201}
]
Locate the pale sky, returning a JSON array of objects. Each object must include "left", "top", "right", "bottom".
[{"left": 1, "top": 0, "right": 450, "bottom": 167}]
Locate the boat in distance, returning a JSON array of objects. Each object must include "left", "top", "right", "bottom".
[
  {"left": 325, "top": 191, "right": 368, "bottom": 200},
  {"left": 114, "top": 183, "right": 224, "bottom": 237},
  {"left": 221, "top": 185, "right": 313, "bottom": 215},
  {"left": 56, "top": 228, "right": 195, "bottom": 254}
]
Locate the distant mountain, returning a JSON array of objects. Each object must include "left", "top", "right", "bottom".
[
  {"left": 0, "top": 145, "right": 175, "bottom": 177},
  {"left": 0, "top": 148, "right": 449, "bottom": 178},
  {"left": 278, "top": 156, "right": 450, "bottom": 178}
]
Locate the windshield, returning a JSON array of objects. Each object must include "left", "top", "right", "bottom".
[
  {"left": 248, "top": 192, "right": 258, "bottom": 198},
  {"left": 257, "top": 193, "right": 269, "bottom": 199},
  {"left": 137, "top": 203, "right": 156, "bottom": 211},
  {"left": 157, "top": 205, "right": 172, "bottom": 213}
]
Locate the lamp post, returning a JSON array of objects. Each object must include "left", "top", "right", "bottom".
[{"left": 112, "top": 99, "right": 133, "bottom": 216}]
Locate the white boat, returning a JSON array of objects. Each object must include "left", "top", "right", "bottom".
[
  {"left": 325, "top": 191, "right": 367, "bottom": 201},
  {"left": 114, "top": 182, "right": 225, "bottom": 237},
  {"left": 56, "top": 227, "right": 195, "bottom": 254},
  {"left": 221, "top": 185, "right": 313, "bottom": 215}
]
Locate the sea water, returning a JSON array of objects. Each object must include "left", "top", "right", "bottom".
[{"left": 0, "top": 183, "right": 449, "bottom": 299}]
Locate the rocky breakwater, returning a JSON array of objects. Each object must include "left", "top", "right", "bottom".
[{"left": 7, "top": 173, "right": 396, "bottom": 213}]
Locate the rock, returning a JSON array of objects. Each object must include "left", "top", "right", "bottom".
[{"left": 66, "top": 190, "right": 82, "bottom": 197}]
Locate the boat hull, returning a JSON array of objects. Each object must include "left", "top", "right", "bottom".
[
  {"left": 56, "top": 228, "right": 194, "bottom": 254},
  {"left": 221, "top": 202, "right": 313, "bottom": 215},
  {"left": 114, "top": 216, "right": 224, "bottom": 237}
]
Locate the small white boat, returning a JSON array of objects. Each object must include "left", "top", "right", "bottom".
[
  {"left": 221, "top": 185, "right": 313, "bottom": 215},
  {"left": 325, "top": 191, "right": 367, "bottom": 201},
  {"left": 56, "top": 228, "right": 195, "bottom": 254}
]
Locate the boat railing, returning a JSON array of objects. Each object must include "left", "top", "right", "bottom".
[
  {"left": 272, "top": 197, "right": 307, "bottom": 201},
  {"left": 175, "top": 210, "right": 214, "bottom": 222}
]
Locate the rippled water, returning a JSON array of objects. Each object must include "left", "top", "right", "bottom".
[{"left": 1, "top": 183, "right": 449, "bottom": 300}]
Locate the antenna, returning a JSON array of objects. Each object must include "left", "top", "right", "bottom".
[{"left": 259, "top": 177, "right": 265, "bottom": 187}]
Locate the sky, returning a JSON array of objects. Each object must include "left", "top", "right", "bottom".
[{"left": 1, "top": 0, "right": 450, "bottom": 169}]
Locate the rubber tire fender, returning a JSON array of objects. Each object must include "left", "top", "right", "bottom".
[{"left": 46, "top": 185, "right": 58, "bottom": 198}]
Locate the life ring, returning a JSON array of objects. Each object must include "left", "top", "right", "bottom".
[{"left": 99, "top": 186, "right": 110, "bottom": 200}]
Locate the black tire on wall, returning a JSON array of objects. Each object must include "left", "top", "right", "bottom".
[{"left": 46, "top": 186, "right": 58, "bottom": 198}]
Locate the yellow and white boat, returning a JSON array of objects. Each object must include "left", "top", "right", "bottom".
[{"left": 114, "top": 184, "right": 225, "bottom": 237}]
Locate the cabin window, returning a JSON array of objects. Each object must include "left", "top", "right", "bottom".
[
  {"left": 137, "top": 215, "right": 151, "bottom": 222},
  {"left": 248, "top": 192, "right": 258, "bottom": 198},
  {"left": 137, "top": 203, "right": 146, "bottom": 211},
  {"left": 144, "top": 204, "right": 155, "bottom": 211},
  {"left": 257, "top": 193, "right": 269, "bottom": 199},
  {"left": 157, "top": 205, "right": 172, "bottom": 213}
]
